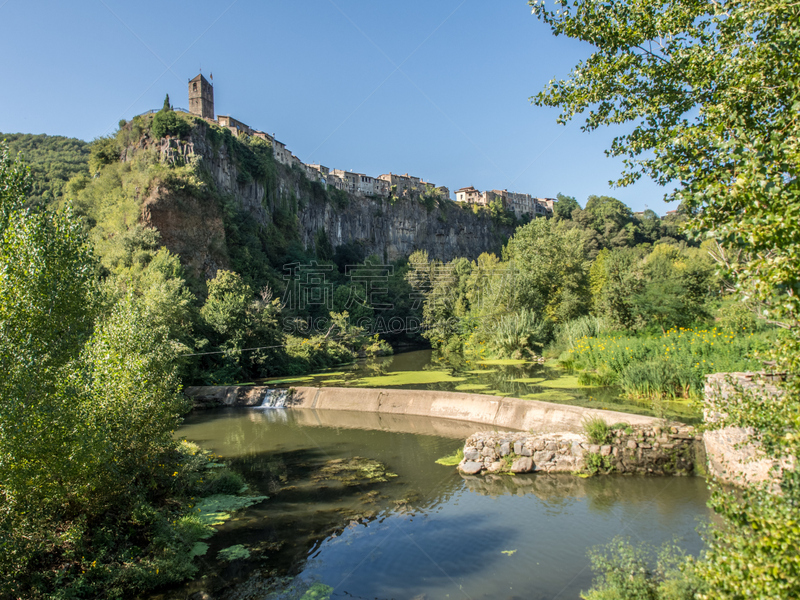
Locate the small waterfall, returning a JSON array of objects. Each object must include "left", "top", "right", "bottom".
[{"left": 258, "top": 388, "right": 289, "bottom": 409}]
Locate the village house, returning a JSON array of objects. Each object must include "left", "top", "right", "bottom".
[
  {"left": 456, "top": 184, "right": 554, "bottom": 218},
  {"left": 456, "top": 186, "right": 484, "bottom": 205}
]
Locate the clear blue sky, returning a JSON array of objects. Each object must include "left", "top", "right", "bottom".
[{"left": 0, "top": 0, "right": 674, "bottom": 214}]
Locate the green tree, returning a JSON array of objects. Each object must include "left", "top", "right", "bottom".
[
  {"left": 151, "top": 98, "right": 190, "bottom": 139},
  {"left": 504, "top": 217, "right": 590, "bottom": 323},
  {"left": 0, "top": 144, "right": 188, "bottom": 596},
  {"left": 531, "top": 1, "right": 800, "bottom": 596},
  {"left": 553, "top": 192, "right": 580, "bottom": 220}
]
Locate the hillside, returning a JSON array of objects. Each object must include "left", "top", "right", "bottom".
[
  {"left": 66, "top": 111, "right": 514, "bottom": 291},
  {"left": 0, "top": 132, "right": 90, "bottom": 206}
]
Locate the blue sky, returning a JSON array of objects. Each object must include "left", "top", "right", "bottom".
[{"left": 0, "top": 0, "right": 675, "bottom": 214}]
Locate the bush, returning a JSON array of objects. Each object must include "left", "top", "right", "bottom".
[
  {"left": 583, "top": 416, "right": 612, "bottom": 444},
  {"left": 492, "top": 309, "right": 552, "bottom": 358},
  {"left": 585, "top": 451, "right": 614, "bottom": 475},
  {"left": 151, "top": 108, "right": 191, "bottom": 139},
  {"left": 201, "top": 469, "right": 246, "bottom": 495}
]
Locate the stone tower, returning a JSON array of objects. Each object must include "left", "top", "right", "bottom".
[{"left": 188, "top": 74, "right": 214, "bottom": 120}]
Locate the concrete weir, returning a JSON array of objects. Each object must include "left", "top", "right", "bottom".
[{"left": 185, "top": 385, "right": 661, "bottom": 433}]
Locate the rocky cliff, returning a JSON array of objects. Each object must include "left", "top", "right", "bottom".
[{"left": 129, "top": 120, "right": 513, "bottom": 280}]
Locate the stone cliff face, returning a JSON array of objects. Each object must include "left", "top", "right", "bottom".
[{"left": 130, "top": 122, "right": 512, "bottom": 279}]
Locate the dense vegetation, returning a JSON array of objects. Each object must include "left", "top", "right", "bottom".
[
  {"left": 58, "top": 107, "right": 411, "bottom": 386},
  {"left": 3, "top": 0, "right": 798, "bottom": 592},
  {"left": 406, "top": 195, "right": 770, "bottom": 408},
  {"left": 528, "top": 0, "right": 800, "bottom": 598},
  {"left": 0, "top": 144, "right": 272, "bottom": 598},
  {"left": 0, "top": 132, "right": 90, "bottom": 207}
]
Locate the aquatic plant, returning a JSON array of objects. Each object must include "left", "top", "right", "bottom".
[
  {"left": 435, "top": 448, "right": 464, "bottom": 466},
  {"left": 313, "top": 457, "right": 397, "bottom": 486},
  {"left": 567, "top": 327, "right": 773, "bottom": 401},
  {"left": 193, "top": 493, "right": 269, "bottom": 527},
  {"left": 217, "top": 545, "right": 251, "bottom": 561}
]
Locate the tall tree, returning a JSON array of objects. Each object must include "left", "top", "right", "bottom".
[{"left": 530, "top": 1, "right": 800, "bottom": 596}]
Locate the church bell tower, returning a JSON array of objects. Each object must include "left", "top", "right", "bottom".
[{"left": 188, "top": 73, "right": 214, "bottom": 120}]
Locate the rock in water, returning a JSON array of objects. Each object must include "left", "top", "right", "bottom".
[
  {"left": 510, "top": 457, "right": 534, "bottom": 473},
  {"left": 459, "top": 461, "right": 483, "bottom": 475}
]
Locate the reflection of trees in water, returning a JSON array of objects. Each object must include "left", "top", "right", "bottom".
[
  {"left": 364, "top": 355, "right": 392, "bottom": 376},
  {"left": 460, "top": 472, "right": 709, "bottom": 523},
  {"left": 169, "top": 415, "right": 466, "bottom": 600}
]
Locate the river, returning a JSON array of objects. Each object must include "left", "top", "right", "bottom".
[{"left": 155, "top": 407, "right": 711, "bottom": 600}]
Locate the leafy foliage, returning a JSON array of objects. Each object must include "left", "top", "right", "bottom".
[
  {"left": 151, "top": 100, "right": 190, "bottom": 140},
  {"left": 530, "top": 1, "right": 800, "bottom": 596},
  {"left": 582, "top": 416, "right": 611, "bottom": 445},
  {"left": 581, "top": 538, "right": 705, "bottom": 600},
  {"left": 0, "top": 132, "right": 90, "bottom": 206}
]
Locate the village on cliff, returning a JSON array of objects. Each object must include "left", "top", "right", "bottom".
[{"left": 186, "top": 73, "right": 555, "bottom": 219}]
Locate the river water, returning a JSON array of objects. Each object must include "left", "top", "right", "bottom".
[
  {"left": 159, "top": 407, "right": 711, "bottom": 600},
  {"left": 261, "top": 349, "right": 699, "bottom": 423}
]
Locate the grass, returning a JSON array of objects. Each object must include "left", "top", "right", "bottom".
[
  {"left": 566, "top": 326, "right": 773, "bottom": 400},
  {"left": 583, "top": 416, "right": 612, "bottom": 444}
]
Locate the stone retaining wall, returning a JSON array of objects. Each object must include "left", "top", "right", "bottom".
[
  {"left": 458, "top": 424, "right": 699, "bottom": 476},
  {"left": 703, "top": 372, "right": 786, "bottom": 486}
]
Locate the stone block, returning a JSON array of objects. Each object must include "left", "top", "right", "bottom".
[
  {"left": 500, "top": 442, "right": 511, "bottom": 457},
  {"left": 534, "top": 450, "right": 555, "bottom": 464},
  {"left": 521, "top": 448, "right": 532, "bottom": 457},
  {"left": 459, "top": 461, "right": 483, "bottom": 475},
  {"left": 464, "top": 449, "right": 480, "bottom": 461},
  {"left": 487, "top": 461, "right": 505, "bottom": 473},
  {"left": 600, "top": 445, "right": 612, "bottom": 456},
  {"left": 627, "top": 439, "right": 638, "bottom": 449},
  {"left": 514, "top": 441, "right": 523, "bottom": 455},
  {"left": 511, "top": 457, "right": 534, "bottom": 473}
]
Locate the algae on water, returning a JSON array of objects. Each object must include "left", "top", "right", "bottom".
[
  {"left": 218, "top": 544, "right": 251, "bottom": 561},
  {"left": 455, "top": 383, "right": 489, "bottom": 391},
  {"left": 355, "top": 371, "right": 466, "bottom": 387},
  {"left": 313, "top": 457, "right": 397, "bottom": 486},
  {"left": 194, "top": 494, "right": 268, "bottom": 526}
]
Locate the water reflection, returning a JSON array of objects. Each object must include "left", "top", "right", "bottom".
[{"left": 156, "top": 409, "right": 710, "bottom": 600}]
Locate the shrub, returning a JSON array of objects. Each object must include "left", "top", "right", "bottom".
[
  {"left": 492, "top": 309, "right": 552, "bottom": 357},
  {"left": 201, "top": 469, "right": 246, "bottom": 495},
  {"left": 151, "top": 107, "right": 190, "bottom": 139},
  {"left": 585, "top": 451, "right": 614, "bottom": 475},
  {"left": 582, "top": 538, "right": 704, "bottom": 600},
  {"left": 583, "top": 416, "right": 612, "bottom": 444}
]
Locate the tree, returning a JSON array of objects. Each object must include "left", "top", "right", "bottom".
[
  {"left": 530, "top": 1, "right": 800, "bottom": 596},
  {"left": 553, "top": 192, "right": 580, "bottom": 220},
  {"left": 503, "top": 217, "right": 590, "bottom": 323},
  {"left": 151, "top": 97, "right": 190, "bottom": 139},
  {"left": 0, "top": 144, "right": 188, "bottom": 595}
]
